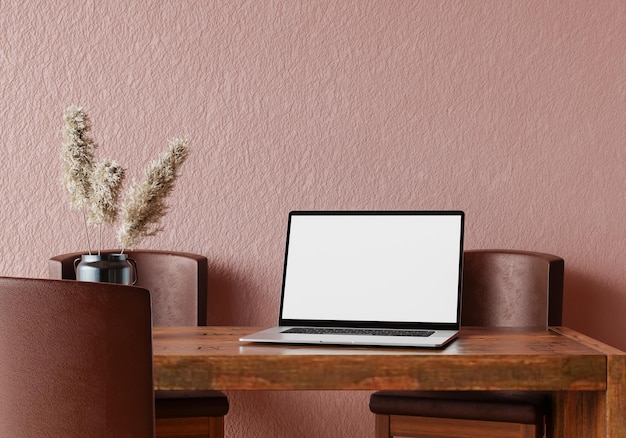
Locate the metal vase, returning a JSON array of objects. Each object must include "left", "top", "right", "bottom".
[{"left": 74, "top": 253, "right": 138, "bottom": 285}]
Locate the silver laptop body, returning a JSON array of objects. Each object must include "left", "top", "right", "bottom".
[{"left": 240, "top": 210, "right": 464, "bottom": 348}]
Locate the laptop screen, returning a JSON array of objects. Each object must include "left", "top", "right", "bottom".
[{"left": 279, "top": 211, "right": 464, "bottom": 329}]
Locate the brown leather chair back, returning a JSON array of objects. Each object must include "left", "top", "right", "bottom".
[
  {"left": 0, "top": 277, "right": 154, "bottom": 437},
  {"left": 461, "top": 250, "right": 564, "bottom": 328},
  {"left": 49, "top": 250, "right": 208, "bottom": 326}
]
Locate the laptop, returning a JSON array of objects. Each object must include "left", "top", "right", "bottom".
[{"left": 240, "top": 210, "right": 464, "bottom": 348}]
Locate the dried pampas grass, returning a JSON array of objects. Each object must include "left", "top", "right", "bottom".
[
  {"left": 90, "top": 160, "right": 125, "bottom": 226},
  {"left": 61, "top": 105, "right": 97, "bottom": 209},
  {"left": 118, "top": 138, "right": 189, "bottom": 250},
  {"left": 60, "top": 105, "right": 189, "bottom": 253}
]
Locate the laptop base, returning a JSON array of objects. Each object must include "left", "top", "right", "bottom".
[{"left": 240, "top": 327, "right": 459, "bottom": 348}]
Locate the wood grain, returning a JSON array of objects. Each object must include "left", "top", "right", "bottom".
[
  {"left": 387, "top": 415, "right": 536, "bottom": 438},
  {"left": 153, "top": 326, "right": 605, "bottom": 391},
  {"left": 551, "top": 327, "right": 626, "bottom": 437},
  {"left": 152, "top": 326, "right": 624, "bottom": 437}
]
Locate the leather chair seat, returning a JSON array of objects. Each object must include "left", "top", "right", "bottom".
[
  {"left": 369, "top": 390, "right": 549, "bottom": 425},
  {"left": 155, "top": 391, "right": 230, "bottom": 418}
]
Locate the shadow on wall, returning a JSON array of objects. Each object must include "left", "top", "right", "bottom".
[
  {"left": 563, "top": 269, "right": 626, "bottom": 351},
  {"left": 206, "top": 260, "right": 256, "bottom": 325}
]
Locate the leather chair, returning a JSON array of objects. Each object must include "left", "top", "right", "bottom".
[
  {"left": 369, "top": 249, "right": 564, "bottom": 438},
  {"left": 49, "top": 250, "right": 229, "bottom": 438},
  {"left": 0, "top": 277, "right": 154, "bottom": 437}
]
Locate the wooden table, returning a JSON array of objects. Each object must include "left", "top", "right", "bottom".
[{"left": 153, "top": 326, "right": 626, "bottom": 437}]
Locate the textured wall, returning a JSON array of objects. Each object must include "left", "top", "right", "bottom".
[{"left": 1, "top": 1, "right": 625, "bottom": 436}]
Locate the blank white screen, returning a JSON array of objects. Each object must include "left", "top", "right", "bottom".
[{"left": 281, "top": 213, "right": 462, "bottom": 324}]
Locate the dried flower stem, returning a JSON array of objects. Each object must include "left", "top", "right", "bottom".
[
  {"left": 81, "top": 209, "right": 93, "bottom": 255},
  {"left": 117, "top": 138, "right": 189, "bottom": 250},
  {"left": 61, "top": 105, "right": 98, "bottom": 254},
  {"left": 90, "top": 160, "right": 126, "bottom": 252}
]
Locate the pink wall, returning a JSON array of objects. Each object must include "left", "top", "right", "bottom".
[{"left": 1, "top": 1, "right": 625, "bottom": 436}]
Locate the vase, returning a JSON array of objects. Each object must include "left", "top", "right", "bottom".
[{"left": 74, "top": 253, "right": 138, "bottom": 285}]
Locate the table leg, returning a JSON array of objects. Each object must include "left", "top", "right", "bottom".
[
  {"left": 553, "top": 362, "right": 626, "bottom": 438},
  {"left": 549, "top": 327, "right": 626, "bottom": 437},
  {"left": 606, "top": 354, "right": 626, "bottom": 437},
  {"left": 552, "top": 391, "right": 605, "bottom": 437}
]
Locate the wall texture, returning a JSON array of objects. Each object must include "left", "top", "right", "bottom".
[{"left": 1, "top": 1, "right": 624, "bottom": 436}]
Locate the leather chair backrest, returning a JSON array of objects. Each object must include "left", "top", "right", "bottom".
[
  {"left": 49, "top": 250, "right": 208, "bottom": 326},
  {"left": 0, "top": 277, "right": 154, "bottom": 437},
  {"left": 461, "top": 250, "right": 564, "bottom": 328}
]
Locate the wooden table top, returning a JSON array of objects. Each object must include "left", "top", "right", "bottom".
[{"left": 152, "top": 326, "right": 612, "bottom": 392}]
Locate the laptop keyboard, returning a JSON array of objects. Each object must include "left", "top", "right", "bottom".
[{"left": 282, "top": 327, "right": 435, "bottom": 337}]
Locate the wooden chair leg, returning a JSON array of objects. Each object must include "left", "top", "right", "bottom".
[
  {"left": 374, "top": 414, "right": 391, "bottom": 438},
  {"left": 208, "top": 416, "right": 225, "bottom": 438}
]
